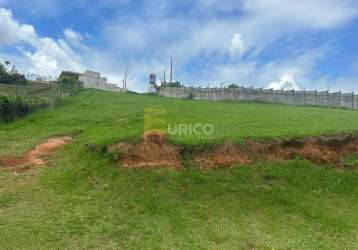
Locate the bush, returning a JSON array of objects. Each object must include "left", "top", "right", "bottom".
[
  {"left": 0, "top": 95, "right": 50, "bottom": 123},
  {"left": 57, "top": 76, "right": 83, "bottom": 96}
]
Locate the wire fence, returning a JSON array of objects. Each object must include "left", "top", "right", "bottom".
[
  {"left": 159, "top": 86, "right": 358, "bottom": 109},
  {"left": 0, "top": 82, "right": 60, "bottom": 100}
]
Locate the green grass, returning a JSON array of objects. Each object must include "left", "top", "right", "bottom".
[
  {"left": 1, "top": 89, "right": 358, "bottom": 154},
  {"left": 1, "top": 89, "right": 358, "bottom": 249}
]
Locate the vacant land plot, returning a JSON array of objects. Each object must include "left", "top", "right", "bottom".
[{"left": 1, "top": 89, "right": 358, "bottom": 249}]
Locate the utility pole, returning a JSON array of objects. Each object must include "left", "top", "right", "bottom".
[
  {"left": 170, "top": 57, "right": 173, "bottom": 84},
  {"left": 163, "top": 69, "right": 166, "bottom": 83},
  {"left": 123, "top": 66, "right": 128, "bottom": 91}
]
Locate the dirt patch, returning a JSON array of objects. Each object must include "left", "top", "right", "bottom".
[
  {"left": 0, "top": 136, "right": 73, "bottom": 173},
  {"left": 192, "top": 134, "right": 358, "bottom": 169},
  {"left": 108, "top": 131, "right": 181, "bottom": 170},
  {"left": 191, "top": 142, "right": 251, "bottom": 170},
  {"left": 103, "top": 133, "right": 358, "bottom": 170}
]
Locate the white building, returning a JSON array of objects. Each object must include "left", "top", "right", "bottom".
[{"left": 59, "top": 70, "right": 125, "bottom": 92}]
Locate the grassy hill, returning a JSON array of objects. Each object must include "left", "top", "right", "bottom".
[{"left": 1, "top": 89, "right": 358, "bottom": 249}]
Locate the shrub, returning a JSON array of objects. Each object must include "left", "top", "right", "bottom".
[
  {"left": 57, "top": 76, "right": 83, "bottom": 96},
  {"left": 0, "top": 95, "right": 50, "bottom": 123}
]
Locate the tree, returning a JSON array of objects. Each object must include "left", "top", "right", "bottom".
[
  {"left": 0, "top": 63, "right": 6, "bottom": 74},
  {"left": 161, "top": 81, "right": 183, "bottom": 88},
  {"left": 0, "top": 61, "right": 27, "bottom": 85},
  {"left": 227, "top": 84, "right": 239, "bottom": 88},
  {"left": 57, "top": 76, "right": 82, "bottom": 96}
]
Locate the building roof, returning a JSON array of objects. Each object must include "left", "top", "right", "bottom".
[{"left": 59, "top": 71, "right": 82, "bottom": 78}]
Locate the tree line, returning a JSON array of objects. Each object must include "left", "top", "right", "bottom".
[{"left": 0, "top": 61, "right": 27, "bottom": 85}]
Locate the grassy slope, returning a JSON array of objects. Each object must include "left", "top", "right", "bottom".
[
  {"left": 2, "top": 89, "right": 358, "bottom": 154},
  {"left": 1, "top": 89, "right": 358, "bottom": 249}
]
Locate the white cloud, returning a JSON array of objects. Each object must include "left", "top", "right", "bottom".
[
  {"left": 230, "top": 33, "right": 245, "bottom": 59},
  {"left": 101, "top": 0, "right": 358, "bottom": 78},
  {"left": 0, "top": 8, "right": 37, "bottom": 46},
  {"left": 268, "top": 74, "right": 299, "bottom": 90},
  {"left": 0, "top": 8, "right": 84, "bottom": 77},
  {"left": 64, "top": 28, "right": 83, "bottom": 48},
  {"left": 2, "top": 0, "right": 358, "bottom": 92},
  {"left": 184, "top": 49, "right": 325, "bottom": 91},
  {"left": 22, "top": 37, "right": 83, "bottom": 76},
  {"left": 243, "top": 0, "right": 358, "bottom": 29}
]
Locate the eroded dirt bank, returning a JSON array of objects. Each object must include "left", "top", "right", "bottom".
[
  {"left": 106, "top": 132, "right": 358, "bottom": 170},
  {"left": 107, "top": 131, "right": 182, "bottom": 170},
  {"left": 192, "top": 135, "right": 358, "bottom": 169},
  {"left": 0, "top": 136, "right": 73, "bottom": 173},
  {"left": 3, "top": 132, "right": 356, "bottom": 172}
]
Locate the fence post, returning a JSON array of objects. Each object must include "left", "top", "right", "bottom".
[
  {"left": 215, "top": 87, "right": 218, "bottom": 101},
  {"left": 199, "top": 87, "right": 201, "bottom": 100},
  {"left": 327, "top": 91, "right": 330, "bottom": 106},
  {"left": 338, "top": 91, "right": 341, "bottom": 108},
  {"left": 352, "top": 92, "right": 355, "bottom": 109},
  {"left": 314, "top": 90, "right": 317, "bottom": 106},
  {"left": 303, "top": 89, "right": 306, "bottom": 105},
  {"left": 292, "top": 89, "right": 295, "bottom": 104}
]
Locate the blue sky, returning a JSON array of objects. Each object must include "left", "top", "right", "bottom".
[{"left": 0, "top": 0, "right": 358, "bottom": 92}]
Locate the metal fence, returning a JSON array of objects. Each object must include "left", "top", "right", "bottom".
[
  {"left": 158, "top": 86, "right": 358, "bottom": 109},
  {"left": 0, "top": 82, "right": 60, "bottom": 100}
]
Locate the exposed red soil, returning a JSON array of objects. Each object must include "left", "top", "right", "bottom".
[
  {"left": 193, "top": 134, "right": 358, "bottom": 169},
  {"left": 0, "top": 136, "right": 73, "bottom": 173},
  {"left": 143, "top": 130, "right": 167, "bottom": 146},
  {"left": 192, "top": 142, "right": 252, "bottom": 170},
  {"left": 107, "top": 132, "right": 358, "bottom": 170},
  {"left": 108, "top": 130, "right": 182, "bottom": 170}
]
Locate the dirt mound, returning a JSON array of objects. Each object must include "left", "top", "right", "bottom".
[
  {"left": 143, "top": 130, "right": 167, "bottom": 146},
  {"left": 192, "top": 134, "right": 358, "bottom": 169},
  {"left": 108, "top": 131, "right": 181, "bottom": 170},
  {"left": 0, "top": 136, "right": 72, "bottom": 173}
]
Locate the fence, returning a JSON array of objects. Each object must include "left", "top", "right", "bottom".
[
  {"left": 0, "top": 82, "right": 60, "bottom": 100},
  {"left": 158, "top": 86, "right": 358, "bottom": 109}
]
